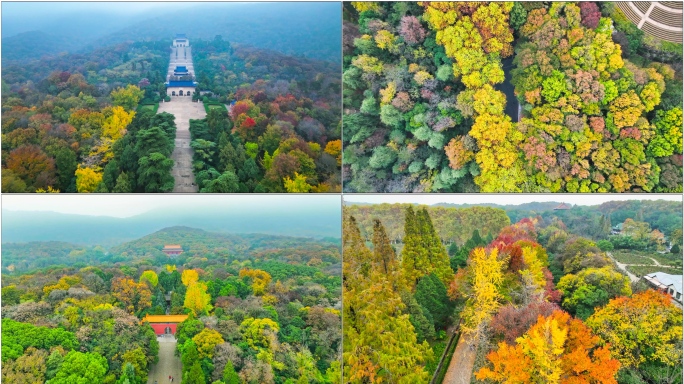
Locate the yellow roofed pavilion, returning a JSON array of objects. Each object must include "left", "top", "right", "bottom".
[{"left": 140, "top": 314, "right": 188, "bottom": 324}]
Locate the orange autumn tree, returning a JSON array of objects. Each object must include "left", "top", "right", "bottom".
[{"left": 476, "top": 310, "right": 620, "bottom": 384}]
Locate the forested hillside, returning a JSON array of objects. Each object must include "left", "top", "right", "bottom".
[
  {"left": 2, "top": 226, "right": 341, "bottom": 275},
  {"left": 186, "top": 38, "right": 341, "bottom": 192},
  {"left": 344, "top": 203, "right": 510, "bottom": 244},
  {"left": 342, "top": 2, "right": 682, "bottom": 192},
  {"left": 344, "top": 202, "right": 683, "bottom": 383},
  {"left": 2, "top": 31, "right": 341, "bottom": 192},
  {"left": 2, "top": 227, "right": 342, "bottom": 383}
]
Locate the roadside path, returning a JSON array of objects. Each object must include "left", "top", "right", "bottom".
[
  {"left": 158, "top": 97, "right": 205, "bottom": 192},
  {"left": 147, "top": 336, "right": 182, "bottom": 384},
  {"left": 442, "top": 332, "right": 476, "bottom": 384}
]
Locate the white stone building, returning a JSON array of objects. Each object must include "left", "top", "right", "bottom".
[{"left": 173, "top": 33, "right": 189, "bottom": 47}]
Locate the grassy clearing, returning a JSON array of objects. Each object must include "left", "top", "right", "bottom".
[
  {"left": 649, "top": 253, "right": 682, "bottom": 267},
  {"left": 137, "top": 103, "right": 159, "bottom": 114},
  {"left": 203, "top": 102, "right": 227, "bottom": 114},
  {"left": 612, "top": 251, "right": 655, "bottom": 265},
  {"left": 626, "top": 265, "right": 683, "bottom": 278}
]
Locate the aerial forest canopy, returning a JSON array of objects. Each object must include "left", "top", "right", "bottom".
[
  {"left": 2, "top": 31, "right": 341, "bottom": 192},
  {"left": 1, "top": 226, "right": 342, "bottom": 383},
  {"left": 342, "top": 2, "right": 683, "bottom": 192},
  {"left": 343, "top": 202, "right": 683, "bottom": 384}
]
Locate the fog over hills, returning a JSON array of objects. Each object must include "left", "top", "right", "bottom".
[
  {"left": 2, "top": 2, "right": 341, "bottom": 63},
  {"left": 2, "top": 202, "right": 341, "bottom": 246}
]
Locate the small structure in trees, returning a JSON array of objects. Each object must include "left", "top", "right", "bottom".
[
  {"left": 141, "top": 314, "right": 189, "bottom": 336},
  {"left": 553, "top": 202, "right": 572, "bottom": 210},
  {"left": 173, "top": 33, "right": 189, "bottom": 47},
  {"left": 162, "top": 244, "right": 183, "bottom": 256},
  {"left": 643, "top": 272, "right": 682, "bottom": 303}
]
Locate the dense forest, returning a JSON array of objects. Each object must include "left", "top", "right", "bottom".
[
  {"left": 1, "top": 38, "right": 176, "bottom": 193},
  {"left": 344, "top": 202, "right": 682, "bottom": 383},
  {"left": 187, "top": 38, "right": 341, "bottom": 193},
  {"left": 342, "top": 2, "right": 683, "bottom": 192},
  {"left": 1, "top": 226, "right": 342, "bottom": 383},
  {"left": 2, "top": 32, "right": 341, "bottom": 192}
]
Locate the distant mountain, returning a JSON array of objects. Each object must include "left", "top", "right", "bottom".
[
  {"left": 2, "top": 3, "right": 341, "bottom": 64},
  {"left": 1, "top": 31, "right": 81, "bottom": 61},
  {"left": 88, "top": 3, "right": 341, "bottom": 63},
  {"left": 432, "top": 202, "right": 564, "bottom": 211},
  {"left": 2, "top": 226, "right": 340, "bottom": 273},
  {"left": 111, "top": 225, "right": 337, "bottom": 257},
  {"left": 2, "top": 202, "right": 341, "bottom": 246}
]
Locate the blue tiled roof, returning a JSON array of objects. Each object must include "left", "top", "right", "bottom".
[
  {"left": 174, "top": 66, "right": 188, "bottom": 73},
  {"left": 167, "top": 81, "right": 196, "bottom": 87}
]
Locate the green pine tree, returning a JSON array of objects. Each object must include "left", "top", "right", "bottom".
[{"left": 222, "top": 360, "right": 239, "bottom": 384}]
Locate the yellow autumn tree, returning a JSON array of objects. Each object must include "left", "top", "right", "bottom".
[
  {"left": 461, "top": 247, "right": 505, "bottom": 340},
  {"left": 324, "top": 140, "right": 342, "bottom": 165},
  {"left": 192, "top": 328, "right": 224, "bottom": 359},
  {"left": 181, "top": 269, "right": 199, "bottom": 286},
  {"left": 520, "top": 246, "right": 546, "bottom": 296},
  {"left": 110, "top": 84, "right": 144, "bottom": 112},
  {"left": 75, "top": 166, "right": 102, "bottom": 193},
  {"left": 184, "top": 281, "right": 212, "bottom": 315},
  {"left": 90, "top": 106, "right": 135, "bottom": 164},
  {"left": 284, "top": 172, "right": 313, "bottom": 193},
  {"left": 139, "top": 270, "right": 159, "bottom": 287},
  {"left": 239, "top": 268, "right": 272, "bottom": 296}
]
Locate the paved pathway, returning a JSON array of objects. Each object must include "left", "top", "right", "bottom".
[
  {"left": 158, "top": 42, "right": 205, "bottom": 192},
  {"left": 442, "top": 332, "right": 477, "bottom": 384},
  {"left": 158, "top": 97, "right": 205, "bottom": 192},
  {"left": 147, "top": 336, "right": 182, "bottom": 384}
]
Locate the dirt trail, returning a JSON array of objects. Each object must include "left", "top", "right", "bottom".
[
  {"left": 606, "top": 252, "right": 640, "bottom": 283},
  {"left": 147, "top": 336, "right": 182, "bottom": 384}
]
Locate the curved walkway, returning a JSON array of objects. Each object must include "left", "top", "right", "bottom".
[
  {"left": 607, "top": 252, "right": 641, "bottom": 283},
  {"left": 147, "top": 335, "right": 182, "bottom": 384},
  {"left": 616, "top": 2, "right": 683, "bottom": 43}
]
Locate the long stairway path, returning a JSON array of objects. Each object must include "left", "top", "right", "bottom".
[{"left": 158, "top": 45, "right": 204, "bottom": 192}]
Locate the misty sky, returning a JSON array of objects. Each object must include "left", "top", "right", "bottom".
[
  {"left": 1, "top": 2, "right": 294, "bottom": 37},
  {"left": 344, "top": 195, "right": 682, "bottom": 206},
  {"left": 2, "top": 2, "right": 188, "bottom": 16},
  {"left": 2, "top": 195, "right": 342, "bottom": 218}
]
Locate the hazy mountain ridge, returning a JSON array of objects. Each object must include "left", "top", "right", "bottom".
[
  {"left": 2, "top": 225, "right": 340, "bottom": 274},
  {"left": 2, "top": 3, "right": 341, "bottom": 64},
  {"left": 2, "top": 204, "right": 341, "bottom": 246}
]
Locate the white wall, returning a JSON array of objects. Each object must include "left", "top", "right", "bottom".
[{"left": 166, "top": 87, "right": 196, "bottom": 96}]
